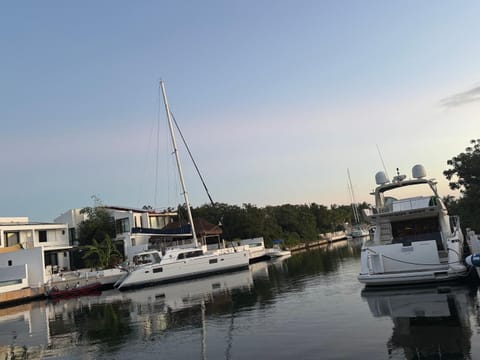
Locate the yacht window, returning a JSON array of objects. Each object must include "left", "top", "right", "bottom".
[
  {"left": 391, "top": 217, "right": 442, "bottom": 248},
  {"left": 185, "top": 250, "right": 203, "bottom": 258},
  {"left": 134, "top": 253, "right": 157, "bottom": 265},
  {"left": 177, "top": 253, "right": 185, "bottom": 260},
  {"left": 153, "top": 267, "right": 163, "bottom": 273},
  {"left": 209, "top": 258, "right": 218, "bottom": 264}
]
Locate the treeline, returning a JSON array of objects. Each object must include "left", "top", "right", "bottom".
[{"left": 191, "top": 202, "right": 369, "bottom": 247}]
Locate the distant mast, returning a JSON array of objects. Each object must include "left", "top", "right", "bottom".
[
  {"left": 160, "top": 80, "right": 199, "bottom": 248},
  {"left": 347, "top": 168, "right": 360, "bottom": 224}
]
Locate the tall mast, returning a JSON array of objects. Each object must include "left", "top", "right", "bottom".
[
  {"left": 347, "top": 168, "right": 360, "bottom": 224},
  {"left": 160, "top": 81, "right": 198, "bottom": 247}
]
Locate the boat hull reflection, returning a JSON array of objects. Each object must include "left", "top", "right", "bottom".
[{"left": 362, "top": 284, "right": 477, "bottom": 358}]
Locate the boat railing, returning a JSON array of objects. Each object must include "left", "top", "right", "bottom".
[{"left": 450, "top": 215, "right": 461, "bottom": 235}]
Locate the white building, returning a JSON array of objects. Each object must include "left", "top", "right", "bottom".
[
  {"left": 105, "top": 206, "right": 177, "bottom": 259},
  {"left": 55, "top": 206, "right": 177, "bottom": 260},
  {"left": 0, "top": 217, "right": 71, "bottom": 294}
]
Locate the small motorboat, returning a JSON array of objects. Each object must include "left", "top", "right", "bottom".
[
  {"left": 265, "top": 240, "right": 291, "bottom": 258},
  {"left": 47, "top": 282, "right": 102, "bottom": 298}
]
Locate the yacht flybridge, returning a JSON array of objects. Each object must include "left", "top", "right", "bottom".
[{"left": 358, "top": 164, "right": 468, "bottom": 286}]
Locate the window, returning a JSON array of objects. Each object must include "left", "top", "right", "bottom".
[
  {"left": 186, "top": 250, "right": 203, "bottom": 258},
  {"left": 209, "top": 259, "right": 218, "bottom": 264},
  {"left": 39, "top": 230, "right": 47, "bottom": 243},
  {"left": 8, "top": 260, "right": 12, "bottom": 266},
  {"left": 153, "top": 267, "right": 163, "bottom": 273},
  {"left": 115, "top": 218, "right": 130, "bottom": 234},
  {"left": 5, "top": 232, "right": 19, "bottom": 247},
  {"left": 391, "top": 217, "right": 442, "bottom": 247},
  {"left": 44, "top": 252, "right": 58, "bottom": 266}
]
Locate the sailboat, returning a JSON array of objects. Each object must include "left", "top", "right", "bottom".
[
  {"left": 347, "top": 169, "right": 369, "bottom": 238},
  {"left": 115, "top": 81, "right": 249, "bottom": 290}
]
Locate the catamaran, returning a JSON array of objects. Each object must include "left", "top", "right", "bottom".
[{"left": 115, "top": 81, "right": 249, "bottom": 290}]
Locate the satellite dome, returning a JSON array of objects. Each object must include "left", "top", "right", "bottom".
[
  {"left": 375, "top": 171, "right": 389, "bottom": 185},
  {"left": 412, "top": 164, "right": 426, "bottom": 179}
]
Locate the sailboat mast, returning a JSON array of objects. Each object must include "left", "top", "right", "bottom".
[
  {"left": 347, "top": 168, "right": 360, "bottom": 224},
  {"left": 160, "top": 81, "right": 199, "bottom": 248}
]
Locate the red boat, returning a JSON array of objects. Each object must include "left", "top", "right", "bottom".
[{"left": 47, "top": 282, "right": 102, "bottom": 298}]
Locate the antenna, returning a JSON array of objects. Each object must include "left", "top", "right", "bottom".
[{"left": 376, "top": 144, "right": 389, "bottom": 180}]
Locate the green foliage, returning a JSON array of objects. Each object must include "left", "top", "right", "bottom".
[
  {"left": 443, "top": 139, "right": 480, "bottom": 232},
  {"left": 77, "top": 199, "right": 116, "bottom": 247},
  {"left": 444, "top": 139, "right": 480, "bottom": 194},
  {"left": 192, "top": 201, "right": 362, "bottom": 247},
  {"left": 82, "top": 235, "right": 123, "bottom": 269}
]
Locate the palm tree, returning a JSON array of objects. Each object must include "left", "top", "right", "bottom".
[{"left": 82, "top": 235, "right": 123, "bottom": 269}]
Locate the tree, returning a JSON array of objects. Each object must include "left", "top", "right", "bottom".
[
  {"left": 444, "top": 139, "right": 480, "bottom": 195},
  {"left": 72, "top": 196, "right": 119, "bottom": 269},
  {"left": 77, "top": 196, "right": 116, "bottom": 246},
  {"left": 82, "top": 235, "right": 123, "bottom": 269},
  {"left": 443, "top": 139, "right": 480, "bottom": 231}
]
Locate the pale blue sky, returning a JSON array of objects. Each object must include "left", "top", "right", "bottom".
[{"left": 1, "top": 1, "right": 479, "bottom": 221}]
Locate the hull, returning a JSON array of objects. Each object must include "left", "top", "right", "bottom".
[
  {"left": 117, "top": 250, "right": 249, "bottom": 290},
  {"left": 358, "top": 267, "right": 468, "bottom": 286},
  {"left": 358, "top": 240, "right": 468, "bottom": 287},
  {"left": 266, "top": 249, "right": 291, "bottom": 258},
  {"left": 47, "top": 282, "right": 102, "bottom": 298}
]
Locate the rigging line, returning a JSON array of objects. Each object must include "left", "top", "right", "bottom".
[{"left": 170, "top": 111, "right": 216, "bottom": 207}]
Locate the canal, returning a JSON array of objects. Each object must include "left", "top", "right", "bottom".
[{"left": 1, "top": 238, "right": 480, "bottom": 359}]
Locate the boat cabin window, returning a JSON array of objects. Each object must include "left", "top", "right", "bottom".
[
  {"left": 133, "top": 252, "right": 161, "bottom": 265},
  {"left": 391, "top": 217, "right": 443, "bottom": 249},
  {"left": 177, "top": 250, "right": 203, "bottom": 260}
]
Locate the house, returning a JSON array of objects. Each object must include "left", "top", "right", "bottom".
[
  {"left": 0, "top": 217, "right": 71, "bottom": 302},
  {"left": 153, "top": 217, "right": 224, "bottom": 250},
  {"left": 105, "top": 205, "right": 177, "bottom": 258},
  {"left": 55, "top": 206, "right": 177, "bottom": 260}
]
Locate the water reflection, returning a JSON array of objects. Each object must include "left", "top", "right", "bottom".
[
  {"left": 2, "top": 239, "right": 455, "bottom": 359},
  {"left": 0, "top": 265, "right": 262, "bottom": 358},
  {"left": 362, "top": 284, "right": 478, "bottom": 359}
]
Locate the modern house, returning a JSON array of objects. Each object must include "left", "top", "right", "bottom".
[
  {"left": 0, "top": 217, "right": 71, "bottom": 302},
  {"left": 105, "top": 205, "right": 177, "bottom": 258},
  {"left": 55, "top": 206, "right": 178, "bottom": 259}
]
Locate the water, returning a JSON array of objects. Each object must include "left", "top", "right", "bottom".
[{"left": 2, "top": 239, "right": 480, "bottom": 359}]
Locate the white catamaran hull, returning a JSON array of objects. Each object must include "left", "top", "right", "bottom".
[{"left": 117, "top": 250, "right": 249, "bottom": 290}]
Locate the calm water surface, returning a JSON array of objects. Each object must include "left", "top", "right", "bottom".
[{"left": 2, "top": 239, "right": 480, "bottom": 359}]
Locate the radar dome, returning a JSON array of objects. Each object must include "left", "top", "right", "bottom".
[
  {"left": 412, "top": 164, "right": 426, "bottom": 179},
  {"left": 375, "top": 171, "right": 389, "bottom": 185}
]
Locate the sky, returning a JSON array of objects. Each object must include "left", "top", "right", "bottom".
[{"left": 1, "top": 1, "right": 480, "bottom": 221}]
